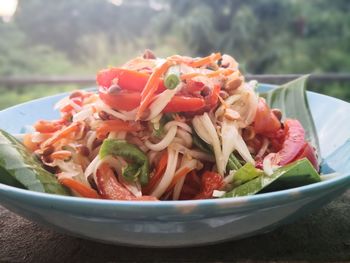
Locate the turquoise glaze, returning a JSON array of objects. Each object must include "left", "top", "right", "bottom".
[{"left": 0, "top": 85, "right": 350, "bottom": 247}]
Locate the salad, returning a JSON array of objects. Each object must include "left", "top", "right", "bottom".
[{"left": 0, "top": 51, "right": 321, "bottom": 201}]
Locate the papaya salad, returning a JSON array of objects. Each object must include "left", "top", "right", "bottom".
[{"left": 19, "top": 51, "right": 320, "bottom": 201}]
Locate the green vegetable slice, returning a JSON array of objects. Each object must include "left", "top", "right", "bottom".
[
  {"left": 223, "top": 158, "right": 320, "bottom": 198},
  {"left": 0, "top": 129, "right": 70, "bottom": 195},
  {"left": 99, "top": 139, "right": 149, "bottom": 185},
  {"left": 227, "top": 153, "right": 243, "bottom": 171},
  {"left": 164, "top": 65, "right": 181, "bottom": 90},
  {"left": 261, "top": 75, "right": 320, "bottom": 163},
  {"left": 192, "top": 130, "right": 243, "bottom": 171},
  {"left": 232, "top": 163, "right": 264, "bottom": 186}
]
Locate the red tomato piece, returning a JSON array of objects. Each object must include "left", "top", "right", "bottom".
[
  {"left": 194, "top": 171, "right": 223, "bottom": 200},
  {"left": 254, "top": 98, "right": 281, "bottom": 135},
  {"left": 206, "top": 84, "right": 221, "bottom": 108},
  {"left": 163, "top": 96, "right": 206, "bottom": 113},
  {"left": 186, "top": 79, "right": 205, "bottom": 93},
  {"left": 293, "top": 142, "right": 319, "bottom": 170},
  {"left": 275, "top": 119, "right": 306, "bottom": 166},
  {"left": 96, "top": 67, "right": 166, "bottom": 92},
  {"left": 96, "top": 164, "right": 135, "bottom": 200},
  {"left": 99, "top": 88, "right": 141, "bottom": 111}
]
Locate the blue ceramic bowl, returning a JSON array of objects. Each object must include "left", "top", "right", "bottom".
[{"left": 0, "top": 85, "right": 350, "bottom": 247}]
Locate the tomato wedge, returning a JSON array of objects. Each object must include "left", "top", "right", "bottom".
[
  {"left": 275, "top": 119, "right": 306, "bottom": 166},
  {"left": 99, "top": 87, "right": 208, "bottom": 114},
  {"left": 163, "top": 96, "right": 206, "bottom": 113},
  {"left": 96, "top": 164, "right": 158, "bottom": 201},
  {"left": 96, "top": 163, "right": 136, "bottom": 200},
  {"left": 254, "top": 98, "right": 281, "bottom": 135},
  {"left": 293, "top": 142, "right": 318, "bottom": 170},
  {"left": 96, "top": 67, "right": 166, "bottom": 92},
  {"left": 193, "top": 171, "right": 223, "bottom": 200},
  {"left": 99, "top": 88, "right": 141, "bottom": 111}
]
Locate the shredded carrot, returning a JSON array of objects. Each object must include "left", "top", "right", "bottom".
[
  {"left": 41, "top": 122, "right": 80, "bottom": 149},
  {"left": 50, "top": 150, "right": 72, "bottom": 160},
  {"left": 34, "top": 120, "right": 63, "bottom": 133},
  {"left": 96, "top": 119, "right": 140, "bottom": 139},
  {"left": 165, "top": 166, "right": 192, "bottom": 193},
  {"left": 189, "top": 52, "right": 221, "bottom": 68},
  {"left": 23, "top": 134, "right": 39, "bottom": 152},
  {"left": 206, "top": 68, "right": 234, "bottom": 77},
  {"left": 143, "top": 151, "right": 168, "bottom": 194},
  {"left": 59, "top": 177, "right": 101, "bottom": 199},
  {"left": 181, "top": 68, "right": 233, "bottom": 81},
  {"left": 180, "top": 72, "right": 201, "bottom": 80},
  {"left": 136, "top": 60, "right": 172, "bottom": 120}
]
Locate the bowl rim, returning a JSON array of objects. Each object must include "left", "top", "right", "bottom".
[
  {"left": 0, "top": 86, "right": 350, "bottom": 211},
  {"left": 0, "top": 170, "right": 349, "bottom": 209}
]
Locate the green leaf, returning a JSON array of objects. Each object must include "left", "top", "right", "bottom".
[
  {"left": 261, "top": 75, "right": 321, "bottom": 162},
  {"left": 223, "top": 158, "right": 320, "bottom": 198},
  {"left": 226, "top": 153, "right": 243, "bottom": 171},
  {"left": 122, "top": 163, "right": 141, "bottom": 182},
  {"left": 192, "top": 130, "right": 244, "bottom": 171},
  {"left": 0, "top": 129, "right": 70, "bottom": 195},
  {"left": 99, "top": 139, "right": 149, "bottom": 185},
  {"left": 232, "top": 163, "right": 264, "bottom": 186}
]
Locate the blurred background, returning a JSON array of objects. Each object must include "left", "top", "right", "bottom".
[{"left": 0, "top": 0, "right": 349, "bottom": 109}]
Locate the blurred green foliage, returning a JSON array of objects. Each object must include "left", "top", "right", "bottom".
[{"left": 0, "top": 0, "right": 349, "bottom": 109}]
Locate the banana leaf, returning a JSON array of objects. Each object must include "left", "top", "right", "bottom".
[
  {"left": 261, "top": 75, "right": 321, "bottom": 162},
  {"left": 223, "top": 158, "right": 320, "bottom": 198},
  {"left": 0, "top": 129, "right": 70, "bottom": 195}
]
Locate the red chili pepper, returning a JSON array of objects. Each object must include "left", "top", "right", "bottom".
[
  {"left": 254, "top": 98, "right": 281, "bottom": 135},
  {"left": 96, "top": 67, "right": 166, "bottom": 92},
  {"left": 193, "top": 171, "right": 223, "bottom": 200}
]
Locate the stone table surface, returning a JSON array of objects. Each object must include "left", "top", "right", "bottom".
[{"left": 1, "top": 190, "right": 350, "bottom": 263}]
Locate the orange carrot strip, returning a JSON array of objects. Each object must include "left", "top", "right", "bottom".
[
  {"left": 180, "top": 72, "right": 201, "bottom": 80},
  {"left": 181, "top": 68, "right": 233, "bottom": 81},
  {"left": 59, "top": 178, "right": 101, "bottom": 199},
  {"left": 34, "top": 120, "right": 63, "bottom": 133},
  {"left": 136, "top": 60, "right": 172, "bottom": 120},
  {"left": 143, "top": 151, "right": 168, "bottom": 194},
  {"left": 166, "top": 166, "right": 191, "bottom": 193},
  {"left": 189, "top": 52, "right": 221, "bottom": 68},
  {"left": 51, "top": 150, "right": 72, "bottom": 160},
  {"left": 41, "top": 122, "right": 80, "bottom": 149},
  {"left": 23, "top": 134, "right": 39, "bottom": 152},
  {"left": 96, "top": 119, "right": 140, "bottom": 140},
  {"left": 206, "top": 68, "right": 234, "bottom": 77}
]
